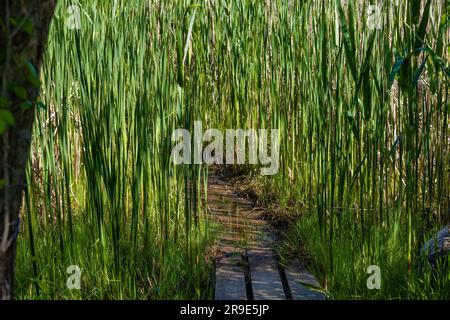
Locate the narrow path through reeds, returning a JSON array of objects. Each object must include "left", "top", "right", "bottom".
[{"left": 207, "top": 174, "right": 325, "bottom": 300}]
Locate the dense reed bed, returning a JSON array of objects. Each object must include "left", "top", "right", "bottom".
[
  {"left": 16, "top": 0, "right": 213, "bottom": 299},
  {"left": 15, "top": 0, "right": 448, "bottom": 299}
]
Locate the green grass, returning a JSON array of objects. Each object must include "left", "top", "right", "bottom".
[
  {"left": 16, "top": 0, "right": 214, "bottom": 299},
  {"left": 221, "top": 0, "right": 449, "bottom": 299},
  {"left": 280, "top": 209, "right": 449, "bottom": 299},
  {"left": 14, "top": 0, "right": 449, "bottom": 299}
]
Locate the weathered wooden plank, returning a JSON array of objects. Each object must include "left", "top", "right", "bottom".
[
  {"left": 215, "top": 257, "right": 247, "bottom": 300},
  {"left": 247, "top": 250, "right": 286, "bottom": 300},
  {"left": 285, "top": 263, "right": 325, "bottom": 300}
]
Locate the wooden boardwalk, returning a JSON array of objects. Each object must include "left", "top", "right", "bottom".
[{"left": 208, "top": 175, "right": 325, "bottom": 300}]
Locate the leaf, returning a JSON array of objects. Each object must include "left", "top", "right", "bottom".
[
  {"left": 410, "top": 1, "right": 421, "bottom": 25},
  {"left": 0, "top": 96, "right": 12, "bottom": 109},
  {"left": 183, "top": 8, "right": 197, "bottom": 64},
  {"left": 9, "top": 16, "right": 34, "bottom": 35},
  {"left": 363, "top": 68, "right": 372, "bottom": 120},
  {"left": 387, "top": 134, "right": 402, "bottom": 163},
  {"left": 11, "top": 85, "right": 28, "bottom": 100},
  {"left": 346, "top": 109, "right": 355, "bottom": 119},
  {"left": 295, "top": 280, "right": 328, "bottom": 294},
  {"left": 0, "top": 110, "right": 15, "bottom": 134},
  {"left": 415, "top": 0, "right": 433, "bottom": 50},
  {"left": 336, "top": 0, "right": 357, "bottom": 82},
  {"left": 0, "top": 109, "right": 15, "bottom": 125},
  {"left": 0, "top": 179, "right": 5, "bottom": 189},
  {"left": 176, "top": 31, "right": 184, "bottom": 88},
  {"left": 349, "top": 154, "right": 367, "bottom": 191},
  {"left": 21, "top": 19, "right": 34, "bottom": 35},
  {"left": 388, "top": 54, "right": 405, "bottom": 89},
  {"left": 36, "top": 101, "right": 47, "bottom": 110},
  {"left": 20, "top": 100, "right": 33, "bottom": 110},
  {"left": 399, "top": 55, "right": 411, "bottom": 90},
  {"left": 413, "top": 55, "right": 428, "bottom": 88},
  {"left": 359, "top": 32, "right": 376, "bottom": 120},
  {"left": 9, "top": 16, "right": 18, "bottom": 26},
  {"left": 26, "top": 61, "right": 40, "bottom": 86}
]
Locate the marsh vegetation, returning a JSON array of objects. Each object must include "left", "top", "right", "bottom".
[{"left": 13, "top": 0, "right": 449, "bottom": 299}]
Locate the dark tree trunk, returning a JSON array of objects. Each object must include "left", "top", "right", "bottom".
[{"left": 0, "top": 0, "right": 56, "bottom": 299}]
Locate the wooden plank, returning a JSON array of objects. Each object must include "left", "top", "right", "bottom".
[
  {"left": 247, "top": 249, "right": 286, "bottom": 300},
  {"left": 285, "top": 263, "right": 325, "bottom": 300},
  {"left": 215, "top": 257, "right": 247, "bottom": 300}
]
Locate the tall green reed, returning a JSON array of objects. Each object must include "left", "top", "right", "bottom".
[
  {"left": 16, "top": 0, "right": 213, "bottom": 299},
  {"left": 195, "top": 0, "right": 449, "bottom": 298},
  {"left": 14, "top": 0, "right": 449, "bottom": 299}
]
